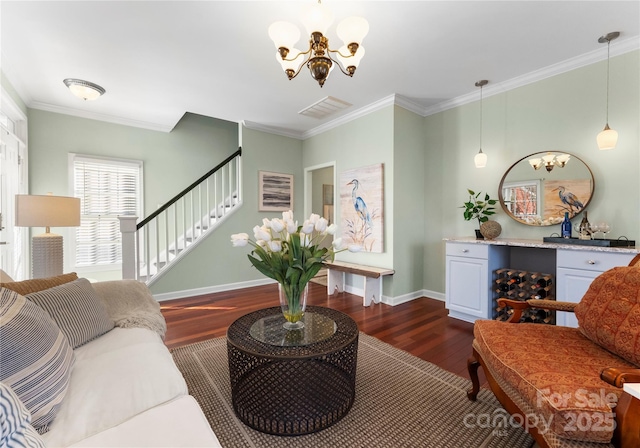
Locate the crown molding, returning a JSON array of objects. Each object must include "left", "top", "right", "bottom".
[
  {"left": 301, "top": 94, "right": 397, "bottom": 139},
  {"left": 422, "top": 35, "right": 640, "bottom": 117},
  {"left": 29, "top": 101, "right": 174, "bottom": 133},
  {"left": 242, "top": 120, "right": 304, "bottom": 140}
]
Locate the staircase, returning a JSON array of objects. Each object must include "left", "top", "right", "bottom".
[{"left": 120, "top": 148, "right": 242, "bottom": 285}]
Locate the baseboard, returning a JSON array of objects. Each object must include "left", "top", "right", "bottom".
[
  {"left": 152, "top": 278, "right": 275, "bottom": 302},
  {"left": 154, "top": 281, "right": 446, "bottom": 306}
]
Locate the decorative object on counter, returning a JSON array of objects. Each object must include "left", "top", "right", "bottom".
[
  {"left": 461, "top": 189, "right": 497, "bottom": 239},
  {"left": 542, "top": 236, "right": 635, "bottom": 248},
  {"left": 493, "top": 269, "right": 555, "bottom": 324},
  {"left": 576, "top": 211, "right": 592, "bottom": 240},
  {"left": 479, "top": 220, "right": 501, "bottom": 240},
  {"left": 590, "top": 222, "right": 611, "bottom": 240},
  {"left": 561, "top": 212, "right": 572, "bottom": 238},
  {"left": 498, "top": 151, "right": 594, "bottom": 227}
]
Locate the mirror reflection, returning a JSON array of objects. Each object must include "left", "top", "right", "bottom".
[{"left": 498, "top": 151, "right": 594, "bottom": 226}]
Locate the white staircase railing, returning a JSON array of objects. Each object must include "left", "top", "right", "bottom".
[{"left": 120, "top": 148, "right": 242, "bottom": 285}]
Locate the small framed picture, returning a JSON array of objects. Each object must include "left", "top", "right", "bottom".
[{"left": 259, "top": 171, "right": 294, "bottom": 212}]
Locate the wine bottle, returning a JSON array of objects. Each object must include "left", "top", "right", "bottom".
[
  {"left": 561, "top": 212, "right": 572, "bottom": 238},
  {"left": 578, "top": 211, "right": 591, "bottom": 240}
]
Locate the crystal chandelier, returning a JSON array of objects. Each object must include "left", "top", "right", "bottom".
[{"left": 268, "top": 0, "right": 369, "bottom": 87}]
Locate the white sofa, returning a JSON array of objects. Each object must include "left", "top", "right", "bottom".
[{"left": 1, "top": 275, "right": 222, "bottom": 448}]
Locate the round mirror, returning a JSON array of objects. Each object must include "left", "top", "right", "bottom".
[{"left": 498, "top": 151, "right": 595, "bottom": 226}]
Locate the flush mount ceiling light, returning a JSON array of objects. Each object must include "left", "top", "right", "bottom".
[
  {"left": 528, "top": 152, "right": 571, "bottom": 172},
  {"left": 596, "top": 31, "right": 620, "bottom": 150},
  {"left": 63, "top": 78, "right": 106, "bottom": 101},
  {"left": 268, "top": 0, "right": 369, "bottom": 87},
  {"left": 474, "top": 80, "right": 488, "bottom": 168}
]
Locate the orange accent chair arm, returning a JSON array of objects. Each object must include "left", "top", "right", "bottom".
[{"left": 601, "top": 367, "right": 640, "bottom": 388}]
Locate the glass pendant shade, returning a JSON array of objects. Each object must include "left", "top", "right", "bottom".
[
  {"left": 276, "top": 50, "right": 303, "bottom": 72},
  {"left": 301, "top": 2, "right": 334, "bottom": 35},
  {"left": 336, "top": 45, "right": 365, "bottom": 69},
  {"left": 597, "top": 126, "right": 618, "bottom": 150},
  {"left": 337, "top": 16, "right": 369, "bottom": 45},
  {"left": 528, "top": 158, "right": 542, "bottom": 169},
  {"left": 269, "top": 21, "right": 300, "bottom": 50},
  {"left": 474, "top": 150, "right": 487, "bottom": 168}
]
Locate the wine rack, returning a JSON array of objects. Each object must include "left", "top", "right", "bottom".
[{"left": 493, "top": 268, "right": 555, "bottom": 324}]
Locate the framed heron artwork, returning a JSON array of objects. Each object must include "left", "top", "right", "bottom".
[
  {"left": 339, "top": 163, "right": 384, "bottom": 253},
  {"left": 258, "top": 171, "right": 293, "bottom": 212},
  {"left": 543, "top": 179, "right": 591, "bottom": 220}
]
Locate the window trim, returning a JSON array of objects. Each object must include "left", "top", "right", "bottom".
[{"left": 68, "top": 153, "right": 143, "bottom": 271}]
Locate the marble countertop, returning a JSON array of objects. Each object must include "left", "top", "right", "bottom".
[
  {"left": 443, "top": 237, "right": 640, "bottom": 254},
  {"left": 624, "top": 383, "right": 640, "bottom": 401}
]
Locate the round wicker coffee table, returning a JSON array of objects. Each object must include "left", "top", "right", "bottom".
[{"left": 226, "top": 306, "right": 359, "bottom": 435}]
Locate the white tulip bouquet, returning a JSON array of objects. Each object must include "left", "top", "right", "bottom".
[{"left": 231, "top": 211, "right": 360, "bottom": 327}]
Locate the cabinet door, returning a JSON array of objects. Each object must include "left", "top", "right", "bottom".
[
  {"left": 446, "top": 256, "right": 488, "bottom": 321},
  {"left": 555, "top": 267, "right": 600, "bottom": 328}
]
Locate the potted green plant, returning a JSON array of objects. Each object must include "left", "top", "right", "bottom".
[{"left": 461, "top": 189, "right": 497, "bottom": 238}]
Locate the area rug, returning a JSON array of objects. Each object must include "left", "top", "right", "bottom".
[{"left": 171, "top": 333, "right": 534, "bottom": 448}]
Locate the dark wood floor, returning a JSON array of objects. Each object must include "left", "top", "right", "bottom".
[{"left": 160, "top": 281, "right": 486, "bottom": 384}]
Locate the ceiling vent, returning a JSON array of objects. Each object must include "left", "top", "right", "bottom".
[{"left": 299, "top": 96, "right": 352, "bottom": 119}]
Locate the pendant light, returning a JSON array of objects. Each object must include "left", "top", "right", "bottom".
[
  {"left": 596, "top": 32, "right": 619, "bottom": 150},
  {"left": 474, "top": 80, "right": 488, "bottom": 168}
]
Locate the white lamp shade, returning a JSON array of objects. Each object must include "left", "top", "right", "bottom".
[
  {"left": 337, "top": 45, "right": 365, "bottom": 69},
  {"left": 597, "top": 127, "right": 618, "bottom": 150},
  {"left": 528, "top": 158, "right": 542, "bottom": 169},
  {"left": 276, "top": 49, "right": 304, "bottom": 72},
  {"left": 555, "top": 154, "right": 571, "bottom": 165},
  {"left": 15, "top": 194, "right": 81, "bottom": 228},
  {"left": 474, "top": 150, "right": 487, "bottom": 168},
  {"left": 301, "top": 1, "right": 334, "bottom": 36},
  {"left": 268, "top": 21, "right": 300, "bottom": 50},
  {"left": 337, "top": 16, "right": 369, "bottom": 45},
  {"left": 542, "top": 153, "right": 556, "bottom": 164}
]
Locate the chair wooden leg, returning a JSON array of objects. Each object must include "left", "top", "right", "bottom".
[{"left": 467, "top": 349, "right": 481, "bottom": 401}]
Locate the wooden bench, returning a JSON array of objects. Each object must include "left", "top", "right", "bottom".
[{"left": 322, "top": 261, "right": 395, "bottom": 306}]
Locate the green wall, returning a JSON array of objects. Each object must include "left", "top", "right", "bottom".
[
  {"left": 14, "top": 49, "right": 640, "bottom": 301},
  {"left": 302, "top": 107, "right": 394, "bottom": 297},
  {"left": 425, "top": 50, "right": 640, "bottom": 293},
  {"left": 150, "top": 126, "right": 304, "bottom": 294},
  {"left": 27, "top": 110, "right": 239, "bottom": 280}
]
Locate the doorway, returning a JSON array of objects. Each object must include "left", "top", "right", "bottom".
[{"left": 0, "top": 89, "right": 29, "bottom": 280}]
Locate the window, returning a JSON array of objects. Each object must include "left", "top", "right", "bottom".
[
  {"left": 501, "top": 180, "right": 540, "bottom": 222},
  {"left": 69, "top": 154, "right": 143, "bottom": 268}
]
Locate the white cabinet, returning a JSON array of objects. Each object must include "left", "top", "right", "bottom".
[
  {"left": 555, "top": 249, "right": 636, "bottom": 327},
  {"left": 444, "top": 239, "right": 638, "bottom": 326},
  {"left": 445, "top": 242, "right": 508, "bottom": 323}
]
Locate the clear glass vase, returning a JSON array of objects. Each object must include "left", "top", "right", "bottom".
[{"left": 278, "top": 282, "right": 309, "bottom": 330}]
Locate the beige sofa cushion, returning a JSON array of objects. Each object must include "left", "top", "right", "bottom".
[{"left": 1, "top": 272, "right": 78, "bottom": 296}]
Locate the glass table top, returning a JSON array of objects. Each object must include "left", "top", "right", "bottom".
[{"left": 249, "top": 312, "right": 337, "bottom": 347}]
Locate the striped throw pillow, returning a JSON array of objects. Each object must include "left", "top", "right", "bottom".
[
  {"left": 26, "top": 278, "right": 114, "bottom": 349},
  {"left": 0, "top": 288, "right": 74, "bottom": 434},
  {"left": 0, "top": 382, "right": 46, "bottom": 447}
]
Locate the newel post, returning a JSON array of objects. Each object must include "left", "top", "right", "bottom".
[{"left": 118, "top": 216, "right": 138, "bottom": 279}]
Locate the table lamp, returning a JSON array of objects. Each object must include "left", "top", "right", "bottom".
[{"left": 15, "top": 194, "right": 81, "bottom": 278}]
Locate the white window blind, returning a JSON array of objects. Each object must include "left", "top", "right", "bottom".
[{"left": 71, "top": 154, "right": 142, "bottom": 268}]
